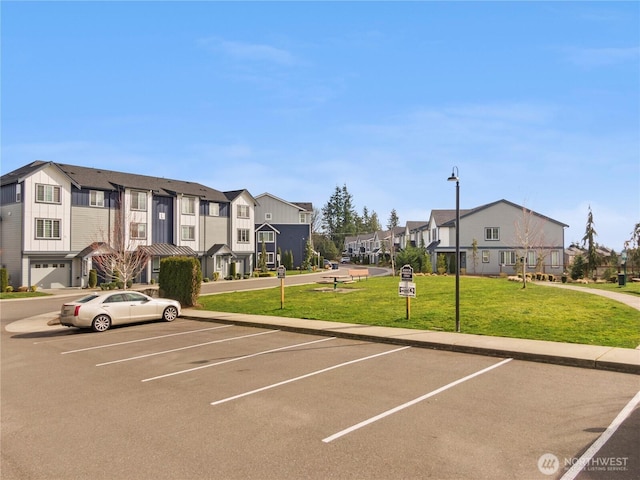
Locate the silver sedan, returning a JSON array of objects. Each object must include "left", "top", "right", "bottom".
[{"left": 60, "top": 291, "right": 181, "bottom": 332}]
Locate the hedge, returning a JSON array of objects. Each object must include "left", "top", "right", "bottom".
[{"left": 158, "top": 256, "right": 202, "bottom": 307}]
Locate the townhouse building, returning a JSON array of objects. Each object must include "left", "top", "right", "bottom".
[
  {"left": 0, "top": 161, "right": 256, "bottom": 288},
  {"left": 344, "top": 199, "right": 567, "bottom": 276},
  {"left": 254, "top": 193, "right": 312, "bottom": 269},
  {"left": 421, "top": 199, "right": 567, "bottom": 276},
  {"left": 343, "top": 229, "right": 396, "bottom": 264}
]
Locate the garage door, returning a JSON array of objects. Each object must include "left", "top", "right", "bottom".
[{"left": 30, "top": 262, "right": 70, "bottom": 288}]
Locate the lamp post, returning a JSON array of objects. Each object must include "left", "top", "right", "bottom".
[{"left": 447, "top": 167, "right": 460, "bottom": 332}]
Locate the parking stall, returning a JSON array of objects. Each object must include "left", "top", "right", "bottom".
[{"left": 2, "top": 317, "right": 638, "bottom": 480}]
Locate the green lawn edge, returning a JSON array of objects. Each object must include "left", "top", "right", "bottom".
[{"left": 197, "top": 276, "right": 640, "bottom": 349}]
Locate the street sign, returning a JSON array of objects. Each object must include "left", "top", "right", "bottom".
[
  {"left": 398, "top": 281, "right": 416, "bottom": 298},
  {"left": 400, "top": 264, "right": 414, "bottom": 282},
  {"left": 277, "top": 266, "right": 286, "bottom": 279}
]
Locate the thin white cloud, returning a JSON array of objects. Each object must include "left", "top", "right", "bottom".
[
  {"left": 562, "top": 46, "right": 640, "bottom": 68},
  {"left": 199, "top": 37, "right": 297, "bottom": 66}
]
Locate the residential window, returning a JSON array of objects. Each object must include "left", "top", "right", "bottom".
[
  {"left": 90, "top": 190, "right": 104, "bottom": 207},
  {"left": 36, "top": 184, "right": 61, "bottom": 204},
  {"left": 152, "top": 257, "right": 160, "bottom": 272},
  {"left": 485, "top": 227, "right": 500, "bottom": 241},
  {"left": 209, "top": 202, "right": 220, "bottom": 216},
  {"left": 181, "top": 225, "right": 195, "bottom": 241},
  {"left": 237, "top": 228, "right": 250, "bottom": 243},
  {"left": 16, "top": 184, "right": 21, "bottom": 202},
  {"left": 257, "top": 231, "right": 274, "bottom": 243},
  {"left": 299, "top": 213, "right": 308, "bottom": 223},
  {"left": 130, "top": 222, "right": 147, "bottom": 239},
  {"left": 527, "top": 251, "right": 536, "bottom": 266},
  {"left": 181, "top": 196, "right": 196, "bottom": 215},
  {"left": 482, "top": 250, "right": 490, "bottom": 263},
  {"left": 237, "top": 205, "right": 250, "bottom": 218},
  {"left": 35, "top": 219, "right": 61, "bottom": 239},
  {"left": 551, "top": 250, "right": 560, "bottom": 268},
  {"left": 130, "top": 191, "right": 147, "bottom": 211},
  {"left": 258, "top": 252, "right": 275, "bottom": 264},
  {"left": 265, "top": 213, "right": 272, "bottom": 221},
  {"left": 500, "top": 251, "right": 517, "bottom": 265}
]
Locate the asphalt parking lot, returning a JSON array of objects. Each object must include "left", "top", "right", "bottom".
[{"left": 2, "top": 317, "right": 639, "bottom": 480}]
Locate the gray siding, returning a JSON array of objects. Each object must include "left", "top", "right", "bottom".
[
  {"left": 70, "top": 206, "right": 114, "bottom": 251},
  {"left": 256, "top": 196, "right": 306, "bottom": 224},
  {"left": 0, "top": 202, "right": 23, "bottom": 287}
]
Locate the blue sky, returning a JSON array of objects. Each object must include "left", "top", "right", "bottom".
[{"left": 2, "top": 1, "right": 638, "bottom": 250}]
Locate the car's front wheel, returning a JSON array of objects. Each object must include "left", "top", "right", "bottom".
[
  {"left": 163, "top": 306, "right": 179, "bottom": 322},
  {"left": 92, "top": 314, "right": 111, "bottom": 332}
]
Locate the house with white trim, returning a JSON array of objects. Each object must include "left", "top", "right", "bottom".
[
  {"left": 0, "top": 161, "right": 256, "bottom": 288},
  {"left": 424, "top": 199, "right": 567, "bottom": 276},
  {"left": 254, "top": 193, "right": 312, "bottom": 269}
]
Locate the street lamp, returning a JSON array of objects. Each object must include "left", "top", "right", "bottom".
[{"left": 447, "top": 167, "right": 460, "bottom": 332}]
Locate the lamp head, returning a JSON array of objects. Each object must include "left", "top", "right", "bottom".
[{"left": 447, "top": 169, "right": 459, "bottom": 182}]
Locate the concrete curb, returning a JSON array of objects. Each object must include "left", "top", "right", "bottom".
[{"left": 181, "top": 310, "right": 640, "bottom": 375}]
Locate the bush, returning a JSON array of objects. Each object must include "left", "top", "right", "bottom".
[
  {"left": 0, "top": 268, "right": 8, "bottom": 293},
  {"left": 88, "top": 269, "right": 98, "bottom": 288},
  {"left": 213, "top": 272, "right": 220, "bottom": 281},
  {"left": 5, "top": 285, "right": 14, "bottom": 293},
  {"left": 159, "top": 256, "right": 202, "bottom": 307},
  {"left": 203, "top": 277, "right": 210, "bottom": 283}
]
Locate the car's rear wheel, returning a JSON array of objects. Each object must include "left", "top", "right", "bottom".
[
  {"left": 163, "top": 306, "right": 178, "bottom": 322},
  {"left": 92, "top": 314, "right": 111, "bottom": 332}
]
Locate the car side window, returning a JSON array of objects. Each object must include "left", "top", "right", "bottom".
[
  {"left": 104, "top": 294, "right": 125, "bottom": 303},
  {"left": 125, "top": 292, "right": 146, "bottom": 302}
]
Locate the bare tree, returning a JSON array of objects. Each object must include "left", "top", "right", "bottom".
[
  {"left": 91, "top": 204, "right": 150, "bottom": 288},
  {"left": 514, "top": 205, "right": 546, "bottom": 289}
]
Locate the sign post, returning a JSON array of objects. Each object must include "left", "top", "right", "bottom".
[
  {"left": 398, "top": 265, "right": 415, "bottom": 319},
  {"left": 277, "top": 266, "right": 286, "bottom": 309}
]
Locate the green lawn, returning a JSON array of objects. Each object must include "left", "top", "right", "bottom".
[{"left": 197, "top": 276, "right": 640, "bottom": 349}]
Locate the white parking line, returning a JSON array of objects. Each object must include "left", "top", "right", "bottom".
[
  {"left": 322, "top": 357, "right": 513, "bottom": 443},
  {"left": 96, "top": 329, "right": 280, "bottom": 366},
  {"left": 210, "top": 346, "right": 411, "bottom": 407},
  {"left": 61, "top": 325, "right": 233, "bottom": 354},
  {"left": 560, "top": 389, "right": 640, "bottom": 480},
  {"left": 143, "top": 337, "right": 338, "bottom": 383}
]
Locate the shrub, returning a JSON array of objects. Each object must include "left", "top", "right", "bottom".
[
  {"left": 159, "top": 256, "right": 202, "bottom": 307},
  {"left": 17, "top": 286, "right": 28, "bottom": 292},
  {"left": 5, "top": 285, "right": 14, "bottom": 293},
  {"left": 88, "top": 269, "right": 98, "bottom": 288},
  {"left": 213, "top": 272, "right": 220, "bottom": 281},
  {"left": 0, "top": 268, "right": 8, "bottom": 293},
  {"left": 203, "top": 277, "right": 210, "bottom": 283},
  {"left": 30, "top": 285, "right": 38, "bottom": 292}
]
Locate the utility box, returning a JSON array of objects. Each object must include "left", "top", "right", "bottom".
[{"left": 618, "top": 273, "right": 626, "bottom": 286}]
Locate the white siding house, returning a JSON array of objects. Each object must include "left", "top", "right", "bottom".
[{"left": 0, "top": 161, "right": 254, "bottom": 288}]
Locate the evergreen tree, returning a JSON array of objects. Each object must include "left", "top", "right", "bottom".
[
  {"left": 302, "top": 239, "right": 314, "bottom": 270},
  {"left": 259, "top": 240, "right": 268, "bottom": 273},
  {"left": 387, "top": 209, "right": 400, "bottom": 230},
  {"left": 581, "top": 206, "right": 599, "bottom": 278},
  {"left": 322, "top": 184, "right": 358, "bottom": 252}
]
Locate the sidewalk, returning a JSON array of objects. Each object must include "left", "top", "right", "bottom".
[{"left": 4, "top": 285, "right": 638, "bottom": 375}]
